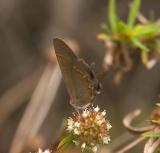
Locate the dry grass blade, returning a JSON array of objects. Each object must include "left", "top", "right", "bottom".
[
  {"left": 0, "top": 67, "right": 43, "bottom": 124},
  {"left": 9, "top": 63, "right": 62, "bottom": 153},
  {"left": 116, "top": 136, "right": 146, "bottom": 153},
  {"left": 29, "top": 64, "right": 62, "bottom": 137},
  {"left": 109, "top": 132, "right": 135, "bottom": 151}
]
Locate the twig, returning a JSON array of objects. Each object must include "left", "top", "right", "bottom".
[
  {"left": 116, "top": 136, "right": 146, "bottom": 153},
  {"left": 148, "top": 138, "right": 160, "bottom": 153},
  {"left": 144, "top": 138, "right": 156, "bottom": 153},
  {"left": 123, "top": 109, "right": 154, "bottom": 133},
  {"left": 144, "top": 127, "right": 160, "bottom": 153},
  {"left": 121, "top": 45, "right": 133, "bottom": 72},
  {"left": 98, "top": 40, "right": 114, "bottom": 80},
  {"left": 137, "top": 13, "right": 149, "bottom": 24}
]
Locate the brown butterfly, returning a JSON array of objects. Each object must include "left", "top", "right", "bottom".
[{"left": 53, "top": 38, "right": 101, "bottom": 109}]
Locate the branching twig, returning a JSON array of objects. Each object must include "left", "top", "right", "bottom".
[{"left": 123, "top": 109, "right": 154, "bottom": 133}]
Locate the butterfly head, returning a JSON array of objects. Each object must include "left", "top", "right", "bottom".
[{"left": 89, "top": 70, "right": 102, "bottom": 95}]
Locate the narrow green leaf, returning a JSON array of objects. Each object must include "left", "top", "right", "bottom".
[
  {"left": 131, "top": 38, "right": 149, "bottom": 63},
  {"left": 116, "top": 21, "right": 128, "bottom": 34},
  {"left": 108, "top": 0, "right": 118, "bottom": 31},
  {"left": 141, "top": 51, "right": 149, "bottom": 64},
  {"left": 97, "top": 33, "right": 112, "bottom": 40},
  {"left": 132, "top": 24, "right": 160, "bottom": 38},
  {"left": 142, "top": 131, "right": 160, "bottom": 138},
  {"left": 131, "top": 38, "right": 149, "bottom": 51},
  {"left": 152, "top": 119, "right": 160, "bottom": 125},
  {"left": 127, "top": 0, "right": 141, "bottom": 28},
  {"left": 58, "top": 134, "right": 75, "bottom": 149},
  {"left": 155, "top": 40, "right": 160, "bottom": 53}
]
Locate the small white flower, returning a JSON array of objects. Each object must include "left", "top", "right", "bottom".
[
  {"left": 67, "top": 118, "right": 74, "bottom": 126},
  {"left": 156, "top": 103, "right": 160, "bottom": 107},
  {"left": 73, "top": 140, "right": 79, "bottom": 146},
  {"left": 67, "top": 125, "right": 73, "bottom": 131},
  {"left": 81, "top": 142, "right": 86, "bottom": 149},
  {"left": 38, "top": 148, "right": 42, "bottom": 153},
  {"left": 74, "top": 122, "right": 80, "bottom": 127},
  {"left": 102, "top": 110, "right": 106, "bottom": 116},
  {"left": 96, "top": 114, "right": 101, "bottom": 120},
  {"left": 82, "top": 110, "right": 89, "bottom": 118},
  {"left": 103, "top": 136, "right": 111, "bottom": 144},
  {"left": 43, "top": 150, "right": 50, "bottom": 153},
  {"left": 67, "top": 118, "right": 74, "bottom": 131},
  {"left": 74, "top": 128, "right": 80, "bottom": 135},
  {"left": 90, "top": 142, "right": 94, "bottom": 146},
  {"left": 97, "top": 119, "right": 103, "bottom": 125},
  {"left": 107, "top": 123, "right": 112, "bottom": 130},
  {"left": 94, "top": 106, "right": 100, "bottom": 112},
  {"left": 92, "top": 146, "right": 98, "bottom": 153},
  {"left": 37, "top": 148, "right": 50, "bottom": 153}
]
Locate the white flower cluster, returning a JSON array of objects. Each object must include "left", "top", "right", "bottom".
[
  {"left": 66, "top": 106, "right": 112, "bottom": 153},
  {"left": 37, "top": 148, "right": 51, "bottom": 153},
  {"left": 156, "top": 103, "right": 160, "bottom": 107}
]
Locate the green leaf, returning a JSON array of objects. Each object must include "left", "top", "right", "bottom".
[
  {"left": 141, "top": 51, "right": 149, "bottom": 64},
  {"left": 142, "top": 131, "right": 160, "bottom": 138},
  {"left": 155, "top": 40, "right": 160, "bottom": 53},
  {"left": 108, "top": 0, "right": 118, "bottom": 31},
  {"left": 98, "top": 33, "right": 112, "bottom": 40},
  {"left": 127, "top": 0, "right": 141, "bottom": 28},
  {"left": 132, "top": 24, "right": 160, "bottom": 38},
  {"left": 58, "top": 134, "right": 75, "bottom": 149},
  {"left": 131, "top": 38, "right": 149, "bottom": 51},
  {"left": 116, "top": 21, "right": 128, "bottom": 33},
  {"left": 131, "top": 38, "right": 149, "bottom": 63},
  {"left": 152, "top": 119, "right": 160, "bottom": 125}
]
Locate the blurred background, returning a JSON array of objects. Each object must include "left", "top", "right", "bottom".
[{"left": 0, "top": 0, "right": 160, "bottom": 152}]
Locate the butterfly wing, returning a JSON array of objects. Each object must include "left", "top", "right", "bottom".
[{"left": 53, "top": 38, "right": 95, "bottom": 108}]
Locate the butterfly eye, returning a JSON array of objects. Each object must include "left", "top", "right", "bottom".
[
  {"left": 94, "top": 80, "right": 102, "bottom": 94},
  {"left": 89, "top": 70, "right": 102, "bottom": 94}
]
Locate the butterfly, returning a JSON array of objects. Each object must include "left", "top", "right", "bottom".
[{"left": 53, "top": 38, "right": 101, "bottom": 109}]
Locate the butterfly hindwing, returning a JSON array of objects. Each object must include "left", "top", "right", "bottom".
[
  {"left": 53, "top": 38, "right": 96, "bottom": 108},
  {"left": 71, "top": 58, "right": 95, "bottom": 108}
]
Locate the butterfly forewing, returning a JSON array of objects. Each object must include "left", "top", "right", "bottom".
[{"left": 53, "top": 38, "right": 96, "bottom": 109}]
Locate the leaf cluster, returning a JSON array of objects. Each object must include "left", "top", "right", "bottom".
[{"left": 99, "top": 0, "right": 160, "bottom": 64}]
